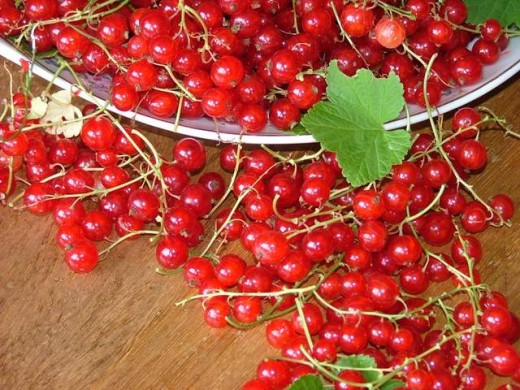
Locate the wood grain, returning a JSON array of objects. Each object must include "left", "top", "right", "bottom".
[{"left": 0, "top": 62, "right": 519, "bottom": 390}]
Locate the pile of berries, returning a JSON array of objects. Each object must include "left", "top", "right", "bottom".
[
  {"left": 0, "top": 0, "right": 515, "bottom": 133},
  {"left": 1, "top": 79, "right": 520, "bottom": 389}
]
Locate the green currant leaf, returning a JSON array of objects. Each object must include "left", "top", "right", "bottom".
[
  {"left": 465, "top": 0, "right": 520, "bottom": 27},
  {"left": 289, "top": 375, "right": 324, "bottom": 390},
  {"left": 290, "top": 123, "right": 310, "bottom": 135},
  {"left": 333, "top": 355, "right": 381, "bottom": 383},
  {"left": 381, "top": 379, "right": 407, "bottom": 390},
  {"left": 301, "top": 63, "right": 411, "bottom": 187}
]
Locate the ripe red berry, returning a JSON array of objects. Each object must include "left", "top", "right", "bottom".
[
  {"left": 375, "top": 17, "right": 406, "bottom": 49},
  {"left": 340, "top": 4, "right": 374, "bottom": 38},
  {"left": 81, "top": 116, "right": 117, "bottom": 151},
  {"left": 173, "top": 138, "right": 206, "bottom": 172},
  {"left": 64, "top": 240, "right": 99, "bottom": 273}
]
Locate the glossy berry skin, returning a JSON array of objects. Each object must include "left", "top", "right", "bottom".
[
  {"left": 344, "top": 245, "right": 372, "bottom": 271},
  {"left": 331, "top": 47, "right": 364, "bottom": 77},
  {"left": 198, "top": 172, "right": 226, "bottom": 202},
  {"left": 358, "top": 220, "right": 388, "bottom": 252},
  {"left": 367, "top": 319, "right": 394, "bottom": 347},
  {"left": 56, "top": 26, "right": 89, "bottom": 58},
  {"left": 488, "top": 344, "right": 520, "bottom": 376},
  {"left": 233, "top": 296, "right": 262, "bottom": 324},
  {"left": 451, "top": 235, "right": 482, "bottom": 264},
  {"left": 291, "top": 303, "right": 324, "bottom": 335},
  {"left": 81, "top": 116, "right": 117, "bottom": 151},
  {"left": 183, "top": 257, "right": 215, "bottom": 288},
  {"left": 115, "top": 214, "right": 145, "bottom": 239},
  {"left": 23, "top": 182, "right": 55, "bottom": 215},
  {"left": 238, "top": 266, "right": 273, "bottom": 293},
  {"left": 340, "top": 4, "right": 374, "bottom": 38},
  {"left": 490, "top": 194, "right": 515, "bottom": 222},
  {"left": 53, "top": 198, "right": 86, "bottom": 226},
  {"left": 382, "top": 181, "right": 410, "bottom": 212},
  {"left": 173, "top": 138, "right": 206, "bottom": 172},
  {"left": 460, "top": 365, "right": 486, "bottom": 390},
  {"left": 64, "top": 240, "right": 98, "bottom": 273},
  {"left": 215, "top": 208, "right": 245, "bottom": 241},
  {"left": 98, "top": 13, "right": 128, "bottom": 47},
  {"left": 81, "top": 210, "right": 112, "bottom": 242},
  {"left": 245, "top": 194, "right": 273, "bottom": 221},
  {"left": 481, "top": 19, "right": 502, "bottom": 42},
  {"left": 148, "top": 34, "right": 178, "bottom": 65},
  {"left": 353, "top": 190, "right": 384, "bottom": 220},
  {"left": 481, "top": 306, "right": 512, "bottom": 337},
  {"left": 334, "top": 369, "right": 365, "bottom": 390},
  {"left": 201, "top": 88, "right": 233, "bottom": 118},
  {"left": 277, "top": 250, "right": 312, "bottom": 283},
  {"left": 265, "top": 319, "right": 295, "bottom": 349},
  {"left": 155, "top": 236, "right": 189, "bottom": 269},
  {"left": 239, "top": 104, "right": 268, "bottom": 133},
  {"left": 461, "top": 203, "right": 489, "bottom": 233},
  {"left": 421, "top": 211, "right": 455, "bottom": 247},
  {"left": 100, "top": 166, "right": 129, "bottom": 189},
  {"left": 339, "top": 324, "right": 368, "bottom": 354},
  {"left": 386, "top": 234, "right": 422, "bottom": 266},
  {"left": 440, "top": 188, "right": 467, "bottom": 216},
  {"left": 400, "top": 264, "right": 429, "bottom": 295},
  {"left": 256, "top": 359, "right": 291, "bottom": 389},
  {"left": 219, "top": 144, "right": 243, "bottom": 172},
  {"left": 407, "top": 369, "right": 433, "bottom": 390},
  {"left": 7, "top": 129, "right": 32, "bottom": 155},
  {"left": 472, "top": 38, "right": 500, "bottom": 65},
  {"left": 214, "top": 254, "right": 246, "bottom": 287},
  {"left": 301, "top": 178, "right": 330, "bottom": 207},
  {"left": 329, "top": 223, "right": 355, "bottom": 252},
  {"left": 126, "top": 59, "right": 158, "bottom": 91},
  {"left": 252, "top": 230, "right": 289, "bottom": 267},
  {"left": 312, "top": 338, "right": 337, "bottom": 363},
  {"left": 237, "top": 75, "right": 266, "bottom": 104},
  {"left": 441, "top": 0, "right": 468, "bottom": 24},
  {"left": 457, "top": 139, "right": 487, "bottom": 170},
  {"left": 366, "top": 273, "right": 399, "bottom": 310},
  {"left": 269, "top": 98, "right": 301, "bottom": 130},
  {"left": 128, "top": 189, "right": 160, "bottom": 222},
  {"left": 453, "top": 107, "right": 481, "bottom": 139},
  {"left": 389, "top": 327, "right": 415, "bottom": 353},
  {"left": 392, "top": 161, "right": 420, "bottom": 186},
  {"left": 375, "top": 17, "right": 406, "bottom": 49},
  {"left": 427, "top": 19, "right": 453, "bottom": 45},
  {"left": 451, "top": 54, "right": 483, "bottom": 86},
  {"left": 146, "top": 90, "right": 179, "bottom": 118},
  {"left": 301, "top": 229, "right": 335, "bottom": 263},
  {"left": 204, "top": 301, "right": 231, "bottom": 328},
  {"left": 269, "top": 49, "right": 301, "bottom": 85},
  {"left": 421, "top": 159, "right": 452, "bottom": 188},
  {"left": 180, "top": 184, "right": 213, "bottom": 218},
  {"left": 25, "top": 0, "right": 59, "bottom": 21},
  {"left": 287, "top": 78, "right": 321, "bottom": 110},
  {"left": 161, "top": 163, "right": 190, "bottom": 196},
  {"left": 210, "top": 55, "right": 245, "bottom": 89},
  {"left": 137, "top": 9, "right": 171, "bottom": 39}
]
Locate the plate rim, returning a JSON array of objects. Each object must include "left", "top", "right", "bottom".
[{"left": 1, "top": 37, "right": 519, "bottom": 145}]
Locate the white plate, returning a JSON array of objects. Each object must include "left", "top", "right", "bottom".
[{"left": 1, "top": 37, "right": 519, "bottom": 145}]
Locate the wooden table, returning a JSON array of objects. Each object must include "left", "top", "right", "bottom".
[{"left": 0, "top": 62, "right": 519, "bottom": 389}]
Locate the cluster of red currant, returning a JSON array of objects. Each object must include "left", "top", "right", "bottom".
[
  {"left": 0, "top": 1, "right": 520, "bottom": 389},
  {"left": 0, "top": 0, "right": 514, "bottom": 133},
  {"left": 1, "top": 91, "right": 520, "bottom": 388},
  {"left": 234, "top": 108, "right": 520, "bottom": 389}
]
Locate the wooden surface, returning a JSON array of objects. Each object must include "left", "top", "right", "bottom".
[{"left": 0, "top": 63, "right": 520, "bottom": 390}]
